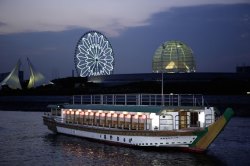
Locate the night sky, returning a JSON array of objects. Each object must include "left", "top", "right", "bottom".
[{"left": 0, "top": 0, "right": 250, "bottom": 80}]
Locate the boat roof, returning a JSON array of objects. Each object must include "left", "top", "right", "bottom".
[{"left": 48, "top": 104, "right": 204, "bottom": 114}]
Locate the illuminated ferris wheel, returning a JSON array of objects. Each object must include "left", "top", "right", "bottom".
[{"left": 74, "top": 31, "right": 114, "bottom": 77}]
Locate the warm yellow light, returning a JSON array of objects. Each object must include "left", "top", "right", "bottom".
[
  {"left": 166, "top": 61, "right": 177, "bottom": 70},
  {"left": 113, "top": 114, "right": 117, "bottom": 117}
]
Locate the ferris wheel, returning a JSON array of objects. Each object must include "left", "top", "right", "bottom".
[{"left": 74, "top": 31, "right": 114, "bottom": 77}]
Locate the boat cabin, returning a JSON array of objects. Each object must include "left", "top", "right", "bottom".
[{"left": 48, "top": 104, "right": 215, "bottom": 131}]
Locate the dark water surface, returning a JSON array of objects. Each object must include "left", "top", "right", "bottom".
[{"left": 0, "top": 111, "right": 249, "bottom": 166}]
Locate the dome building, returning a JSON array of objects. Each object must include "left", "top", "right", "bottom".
[{"left": 152, "top": 40, "right": 196, "bottom": 73}]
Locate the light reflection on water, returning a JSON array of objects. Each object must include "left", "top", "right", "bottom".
[{"left": 0, "top": 111, "right": 249, "bottom": 165}]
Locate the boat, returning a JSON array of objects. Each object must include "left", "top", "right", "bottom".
[{"left": 43, "top": 94, "right": 234, "bottom": 153}]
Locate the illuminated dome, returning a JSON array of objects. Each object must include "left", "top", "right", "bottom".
[{"left": 152, "top": 40, "right": 196, "bottom": 73}]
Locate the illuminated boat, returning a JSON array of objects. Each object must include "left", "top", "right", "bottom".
[{"left": 43, "top": 94, "right": 233, "bottom": 153}]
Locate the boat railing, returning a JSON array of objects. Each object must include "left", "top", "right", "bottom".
[{"left": 72, "top": 94, "right": 205, "bottom": 107}]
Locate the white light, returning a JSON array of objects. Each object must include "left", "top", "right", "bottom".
[
  {"left": 75, "top": 31, "right": 114, "bottom": 77},
  {"left": 247, "top": 92, "right": 250, "bottom": 95},
  {"left": 199, "top": 112, "right": 205, "bottom": 124}
]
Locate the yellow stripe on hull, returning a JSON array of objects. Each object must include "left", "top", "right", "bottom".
[{"left": 194, "top": 108, "right": 233, "bottom": 150}]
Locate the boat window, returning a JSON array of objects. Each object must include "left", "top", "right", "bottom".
[
  {"left": 129, "top": 138, "right": 132, "bottom": 143},
  {"left": 117, "top": 137, "right": 119, "bottom": 141},
  {"left": 123, "top": 138, "right": 126, "bottom": 142}
]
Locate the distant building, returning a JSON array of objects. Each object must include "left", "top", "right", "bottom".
[
  {"left": 0, "top": 58, "right": 52, "bottom": 90},
  {"left": 27, "top": 58, "right": 53, "bottom": 88},
  {"left": 152, "top": 40, "right": 196, "bottom": 73},
  {"left": 88, "top": 72, "right": 250, "bottom": 84},
  {"left": 0, "top": 60, "right": 23, "bottom": 89},
  {"left": 0, "top": 71, "right": 23, "bottom": 83},
  {"left": 236, "top": 66, "right": 250, "bottom": 73}
]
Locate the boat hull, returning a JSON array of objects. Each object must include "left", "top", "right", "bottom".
[
  {"left": 43, "top": 108, "right": 234, "bottom": 153},
  {"left": 43, "top": 116, "right": 202, "bottom": 151}
]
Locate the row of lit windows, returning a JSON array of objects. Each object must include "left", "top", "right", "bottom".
[{"left": 63, "top": 110, "right": 148, "bottom": 119}]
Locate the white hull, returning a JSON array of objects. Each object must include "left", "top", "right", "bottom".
[{"left": 56, "top": 125, "right": 196, "bottom": 148}]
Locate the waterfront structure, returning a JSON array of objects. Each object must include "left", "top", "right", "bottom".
[
  {"left": 0, "top": 59, "right": 22, "bottom": 89},
  {"left": 0, "top": 58, "right": 52, "bottom": 89},
  {"left": 27, "top": 58, "right": 53, "bottom": 88},
  {"left": 74, "top": 31, "right": 115, "bottom": 77},
  {"left": 152, "top": 41, "right": 196, "bottom": 73},
  {"left": 43, "top": 94, "right": 233, "bottom": 153}
]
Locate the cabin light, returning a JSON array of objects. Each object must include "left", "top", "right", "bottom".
[
  {"left": 62, "top": 110, "right": 66, "bottom": 114},
  {"left": 141, "top": 115, "right": 146, "bottom": 119},
  {"left": 90, "top": 112, "right": 94, "bottom": 116},
  {"left": 88, "top": 110, "right": 91, "bottom": 112},
  {"left": 69, "top": 109, "right": 72, "bottom": 111},
  {"left": 98, "top": 110, "right": 103, "bottom": 113},
  {"left": 199, "top": 112, "right": 205, "bottom": 123},
  {"left": 85, "top": 112, "right": 89, "bottom": 115},
  {"left": 71, "top": 111, "right": 74, "bottom": 115},
  {"left": 76, "top": 111, "right": 79, "bottom": 115},
  {"left": 110, "top": 111, "right": 114, "bottom": 113},
  {"left": 123, "top": 111, "right": 128, "bottom": 114},
  {"left": 137, "top": 112, "right": 142, "bottom": 115},
  {"left": 107, "top": 113, "right": 111, "bottom": 117},
  {"left": 78, "top": 109, "right": 81, "bottom": 111},
  {"left": 113, "top": 114, "right": 117, "bottom": 117},
  {"left": 81, "top": 112, "right": 84, "bottom": 115},
  {"left": 134, "top": 115, "right": 138, "bottom": 119},
  {"left": 120, "top": 114, "right": 124, "bottom": 118},
  {"left": 96, "top": 113, "right": 99, "bottom": 116},
  {"left": 101, "top": 113, "right": 105, "bottom": 117},
  {"left": 170, "top": 93, "right": 173, "bottom": 95},
  {"left": 126, "top": 114, "right": 131, "bottom": 118}
]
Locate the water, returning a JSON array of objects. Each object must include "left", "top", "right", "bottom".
[{"left": 0, "top": 111, "right": 249, "bottom": 166}]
